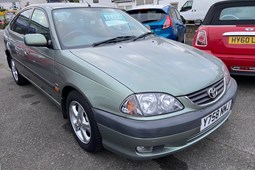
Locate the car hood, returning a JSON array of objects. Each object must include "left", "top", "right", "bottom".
[{"left": 70, "top": 37, "right": 223, "bottom": 96}]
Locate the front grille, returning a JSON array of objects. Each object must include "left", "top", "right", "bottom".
[{"left": 186, "top": 78, "right": 225, "bottom": 105}]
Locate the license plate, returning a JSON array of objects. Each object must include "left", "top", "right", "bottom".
[
  {"left": 200, "top": 100, "right": 232, "bottom": 131},
  {"left": 229, "top": 36, "right": 255, "bottom": 44}
]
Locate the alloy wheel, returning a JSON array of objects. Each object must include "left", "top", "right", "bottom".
[
  {"left": 69, "top": 101, "right": 91, "bottom": 144},
  {"left": 11, "top": 59, "right": 19, "bottom": 81}
]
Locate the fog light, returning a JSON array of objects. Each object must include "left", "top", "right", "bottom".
[{"left": 136, "top": 146, "right": 153, "bottom": 153}]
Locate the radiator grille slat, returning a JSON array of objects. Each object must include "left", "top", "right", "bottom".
[{"left": 186, "top": 79, "right": 225, "bottom": 105}]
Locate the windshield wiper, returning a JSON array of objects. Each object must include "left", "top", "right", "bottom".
[
  {"left": 132, "top": 32, "right": 155, "bottom": 41},
  {"left": 92, "top": 36, "right": 135, "bottom": 47}
]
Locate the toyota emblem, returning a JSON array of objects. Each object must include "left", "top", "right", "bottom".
[{"left": 208, "top": 87, "right": 218, "bottom": 99}]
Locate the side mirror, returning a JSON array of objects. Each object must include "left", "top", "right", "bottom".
[
  {"left": 194, "top": 19, "right": 203, "bottom": 26},
  {"left": 181, "top": 15, "right": 186, "bottom": 24},
  {"left": 24, "top": 34, "right": 47, "bottom": 47}
]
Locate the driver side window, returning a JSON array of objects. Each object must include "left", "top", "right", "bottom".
[{"left": 28, "top": 9, "right": 51, "bottom": 41}]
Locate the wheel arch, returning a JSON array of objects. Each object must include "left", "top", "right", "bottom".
[
  {"left": 5, "top": 50, "right": 11, "bottom": 69},
  {"left": 61, "top": 85, "right": 92, "bottom": 119}
]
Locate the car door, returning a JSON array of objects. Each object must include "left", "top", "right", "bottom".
[
  {"left": 169, "top": 7, "right": 186, "bottom": 42},
  {"left": 25, "top": 8, "right": 56, "bottom": 99},
  {"left": 8, "top": 8, "right": 33, "bottom": 78}
]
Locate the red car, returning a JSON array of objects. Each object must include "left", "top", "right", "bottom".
[{"left": 193, "top": 0, "right": 255, "bottom": 76}]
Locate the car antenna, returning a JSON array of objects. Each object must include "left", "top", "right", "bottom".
[{"left": 85, "top": 1, "right": 91, "bottom": 7}]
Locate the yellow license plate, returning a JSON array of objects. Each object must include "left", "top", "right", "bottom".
[{"left": 229, "top": 36, "right": 255, "bottom": 44}]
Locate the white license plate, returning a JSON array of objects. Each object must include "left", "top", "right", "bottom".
[{"left": 200, "top": 100, "right": 232, "bottom": 131}]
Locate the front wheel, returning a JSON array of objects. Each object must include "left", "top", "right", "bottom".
[
  {"left": 66, "top": 90, "right": 102, "bottom": 152},
  {"left": 10, "top": 59, "right": 29, "bottom": 85}
]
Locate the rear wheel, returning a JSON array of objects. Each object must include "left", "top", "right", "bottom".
[
  {"left": 66, "top": 90, "right": 102, "bottom": 152},
  {"left": 10, "top": 59, "right": 29, "bottom": 85}
]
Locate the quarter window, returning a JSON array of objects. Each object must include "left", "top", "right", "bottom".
[
  {"left": 174, "top": 8, "right": 182, "bottom": 21},
  {"left": 11, "top": 9, "right": 33, "bottom": 35},
  {"left": 170, "top": 8, "right": 178, "bottom": 19}
]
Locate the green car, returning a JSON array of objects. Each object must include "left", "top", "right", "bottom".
[{"left": 3, "top": 3, "right": 237, "bottom": 160}]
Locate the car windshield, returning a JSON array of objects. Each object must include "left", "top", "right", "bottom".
[
  {"left": 127, "top": 9, "right": 166, "bottom": 23},
  {"left": 53, "top": 7, "right": 149, "bottom": 49}
]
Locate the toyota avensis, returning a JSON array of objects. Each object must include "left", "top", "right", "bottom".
[{"left": 3, "top": 3, "right": 237, "bottom": 160}]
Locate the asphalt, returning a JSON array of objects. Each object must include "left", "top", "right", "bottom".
[{"left": 0, "top": 29, "right": 255, "bottom": 170}]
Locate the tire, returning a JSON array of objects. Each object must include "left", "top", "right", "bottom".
[
  {"left": 66, "top": 90, "right": 102, "bottom": 153},
  {"left": 10, "top": 58, "right": 29, "bottom": 85}
]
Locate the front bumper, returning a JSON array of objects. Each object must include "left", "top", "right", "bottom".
[{"left": 93, "top": 78, "right": 238, "bottom": 160}]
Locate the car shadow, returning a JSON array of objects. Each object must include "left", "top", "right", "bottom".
[{"left": 232, "top": 75, "right": 255, "bottom": 87}]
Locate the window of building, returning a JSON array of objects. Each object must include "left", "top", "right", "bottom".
[
  {"left": 125, "top": 5, "right": 132, "bottom": 10},
  {"left": 136, "top": 0, "right": 153, "bottom": 6},
  {"left": 170, "top": 2, "right": 178, "bottom": 9}
]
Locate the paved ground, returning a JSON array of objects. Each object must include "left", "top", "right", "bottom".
[{"left": 0, "top": 29, "right": 255, "bottom": 170}]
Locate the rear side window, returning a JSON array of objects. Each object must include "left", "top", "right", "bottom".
[
  {"left": 170, "top": 8, "right": 178, "bottom": 19},
  {"left": 11, "top": 9, "right": 33, "bottom": 35},
  {"left": 128, "top": 9, "right": 166, "bottom": 23},
  {"left": 220, "top": 6, "right": 255, "bottom": 20},
  {"left": 204, "top": 2, "right": 255, "bottom": 25}
]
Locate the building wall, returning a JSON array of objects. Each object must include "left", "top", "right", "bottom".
[
  {"left": 111, "top": 0, "right": 188, "bottom": 11},
  {"left": 1, "top": 0, "right": 189, "bottom": 11},
  {"left": 158, "top": 0, "right": 187, "bottom": 10},
  {"left": 0, "top": 1, "right": 20, "bottom": 10},
  {"left": 82, "top": 0, "right": 116, "bottom": 7}
]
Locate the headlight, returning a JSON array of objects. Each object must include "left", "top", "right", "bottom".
[
  {"left": 121, "top": 93, "right": 184, "bottom": 117},
  {"left": 223, "top": 64, "right": 230, "bottom": 85}
]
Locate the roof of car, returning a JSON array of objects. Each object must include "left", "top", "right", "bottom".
[
  {"left": 28, "top": 3, "right": 108, "bottom": 9},
  {"left": 128, "top": 4, "right": 172, "bottom": 11}
]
